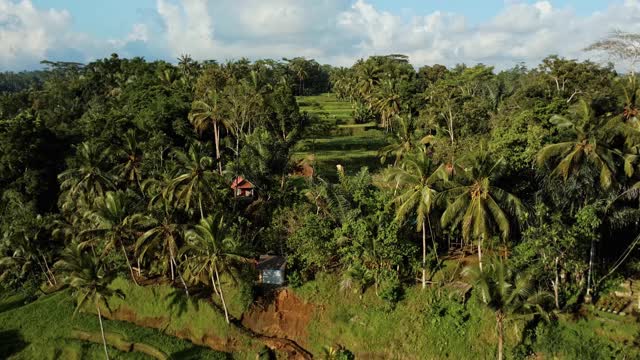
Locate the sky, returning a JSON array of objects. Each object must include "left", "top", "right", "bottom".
[{"left": 2, "top": 0, "right": 640, "bottom": 71}]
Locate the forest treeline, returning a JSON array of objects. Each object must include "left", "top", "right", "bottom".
[{"left": 1, "top": 50, "right": 640, "bottom": 357}]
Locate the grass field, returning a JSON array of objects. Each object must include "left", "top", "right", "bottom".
[
  {"left": 293, "top": 273, "right": 640, "bottom": 359},
  {"left": 296, "top": 93, "right": 388, "bottom": 180},
  {"left": 0, "top": 289, "right": 230, "bottom": 359}
]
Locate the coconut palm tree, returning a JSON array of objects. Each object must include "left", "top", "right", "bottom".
[
  {"left": 536, "top": 99, "right": 621, "bottom": 190},
  {"left": 385, "top": 151, "right": 444, "bottom": 288},
  {"left": 373, "top": 79, "right": 402, "bottom": 131},
  {"left": 80, "top": 191, "right": 145, "bottom": 285},
  {"left": 55, "top": 243, "right": 124, "bottom": 360},
  {"left": 58, "top": 142, "right": 115, "bottom": 212},
  {"left": 165, "top": 143, "right": 220, "bottom": 219},
  {"left": 135, "top": 199, "right": 181, "bottom": 282},
  {"left": 182, "top": 215, "right": 249, "bottom": 324},
  {"left": 113, "top": 130, "right": 143, "bottom": 190},
  {"left": 189, "top": 90, "right": 226, "bottom": 174},
  {"left": 462, "top": 259, "right": 551, "bottom": 360},
  {"left": 0, "top": 228, "right": 56, "bottom": 287},
  {"left": 355, "top": 61, "right": 382, "bottom": 100},
  {"left": 378, "top": 114, "right": 431, "bottom": 165},
  {"left": 441, "top": 151, "right": 524, "bottom": 271}
]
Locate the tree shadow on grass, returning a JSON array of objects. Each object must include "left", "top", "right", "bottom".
[
  {"left": 169, "top": 346, "right": 233, "bottom": 360},
  {"left": 0, "top": 330, "right": 28, "bottom": 358},
  {"left": 0, "top": 295, "right": 33, "bottom": 314}
]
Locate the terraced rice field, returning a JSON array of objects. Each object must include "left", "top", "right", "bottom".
[{"left": 296, "top": 93, "right": 388, "bottom": 179}]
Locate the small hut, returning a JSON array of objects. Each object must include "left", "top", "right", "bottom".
[
  {"left": 257, "top": 255, "right": 286, "bottom": 285},
  {"left": 231, "top": 176, "right": 254, "bottom": 197}
]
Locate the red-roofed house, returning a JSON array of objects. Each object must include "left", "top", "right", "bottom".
[{"left": 231, "top": 176, "right": 254, "bottom": 197}]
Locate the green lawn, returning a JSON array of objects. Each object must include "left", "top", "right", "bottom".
[
  {"left": 296, "top": 93, "right": 389, "bottom": 179},
  {"left": 0, "top": 290, "right": 230, "bottom": 359}
]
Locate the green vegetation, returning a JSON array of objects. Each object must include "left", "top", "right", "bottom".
[
  {"left": 0, "top": 291, "right": 228, "bottom": 359},
  {"left": 293, "top": 272, "right": 640, "bottom": 359},
  {"left": 2, "top": 33, "right": 640, "bottom": 359},
  {"left": 295, "top": 93, "right": 388, "bottom": 179}
]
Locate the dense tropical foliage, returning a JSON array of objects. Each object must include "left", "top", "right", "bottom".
[{"left": 2, "top": 48, "right": 640, "bottom": 358}]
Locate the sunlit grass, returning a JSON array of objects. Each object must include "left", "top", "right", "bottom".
[{"left": 0, "top": 289, "right": 229, "bottom": 359}]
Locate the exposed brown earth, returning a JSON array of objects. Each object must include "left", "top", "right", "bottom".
[
  {"left": 241, "top": 288, "right": 315, "bottom": 345},
  {"left": 101, "top": 287, "right": 316, "bottom": 359}
]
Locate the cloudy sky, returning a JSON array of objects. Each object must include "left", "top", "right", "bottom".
[{"left": 2, "top": 0, "right": 640, "bottom": 71}]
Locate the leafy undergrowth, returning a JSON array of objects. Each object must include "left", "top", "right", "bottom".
[
  {"left": 0, "top": 290, "right": 230, "bottom": 359},
  {"left": 292, "top": 273, "right": 640, "bottom": 359}
]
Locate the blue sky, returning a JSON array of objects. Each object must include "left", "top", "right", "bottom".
[{"left": 3, "top": 1, "right": 640, "bottom": 71}]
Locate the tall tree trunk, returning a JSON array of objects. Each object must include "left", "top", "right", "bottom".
[
  {"left": 427, "top": 216, "right": 438, "bottom": 263},
  {"left": 169, "top": 252, "right": 175, "bottom": 281},
  {"left": 586, "top": 237, "right": 595, "bottom": 302},
  {"left": 214, "top": 121, "right": 222, "bottom": 175},
  {"left": 447, "top": 108, "right": 455, "bottom": 145},
  {"left": 121, "top": 244, "right": 139, "bottom": 286},
  {"left": 172, "top": 257, "right": 189, "bottom": 297},
  {"left": 553, "top": 256, "right": 560, "bottom": 309},
  {"left": 97, "top": 305, "right": 110, "bottom": 360},
  {"left": 211, "top": 273, "right": 220, "bottom": 297},
  {"left": 214, "top": 263, "right": 230, "bottom": 324},
  {"left": 422, "top": 222, "right": 427, "bottom": 289},
  {"left": 42, "top": 255, "right": 57, "bottom": 285},
  {"left": 496, "top": 311, "right": 504, "bottom": 360},
  {"left": 478, "top": 236, "right": 484, "bottom": 272}
]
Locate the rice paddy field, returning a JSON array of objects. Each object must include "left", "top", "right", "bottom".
[{"left": 295, "top": 93, "right": 388, "bottom": 180}]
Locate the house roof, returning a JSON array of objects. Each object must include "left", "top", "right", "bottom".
[
  {"left": 257, "top": 255, "right": 286, "bottom": 271},
  {"left": 231, "top": 176, "right": 254, "bottom": 189}
]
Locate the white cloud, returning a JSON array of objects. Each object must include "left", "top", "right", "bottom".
[
  {"left": 0, "top": 0, "right": 71, "bottom": 68},
  {"left": 3, "top": 0, "right": 640, "bottom": 71},
  {"left": 0, "top": 0, "right": 154, "bottom": 70}
]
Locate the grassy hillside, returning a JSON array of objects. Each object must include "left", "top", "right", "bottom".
[
  {"left": 296, "top": 93, "right": 388, "bottom": 180},
  {"left": 3, "top": 274, "right": 638, "bottom": 359},
  {"left": 0, "top": 290, "right": 229, "bottom": 359},
  {"left": 293, "top": 273, "right": 640, "bottom": 359}
]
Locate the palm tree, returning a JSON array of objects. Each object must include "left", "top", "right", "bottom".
[
  {"left": 113, "top": 130, "right": 143, "bottom": 190},
  {"left": 355, "top": 61, "right": 381, "bottom": 100},
  {"left": 177, "top": 54, "right": 199, "bottom": 82},
  {"left": 80, "top": 191, "right": 145, "bottom": 285},
  {"left": 189, "top": 90, "right": 226, "bottom": 174},
  {"left": 221, "top": 81, "right": 265, "bottom": 157},
  {"left": 462, "top": 259, "right": 551, "bottom": 360},
  {"left": 373, "top": 79, "right": 402, "bottom": 132},
  {"left": 165, "top": 143, "right": 219, "bottom": 219},
  {"left": 0, "top": 228, "right": 56, "bottom": 287},
  {"left": 58, "top": 142, "right": 115, "bottom": 212},
  {"left": 537, "top": 100, "right": 624, "bottom": 295},
  {"left": 182, "top": 215, "right": 249, "bottom": 324},
  {"left": 441, "top": 151, "right": 524, "bottom": 271},
  {"left": 136, "top": 200, "right": 181, "bottom": 282},
  {"left": 385, "top": 151, "right": 443, "bottom": 288},
  {"left": 536, "top": 99, "right": 620, "bottom": 190},
  {"left": 55, "top": 243, "right": 124, "bottom": 360},
  {"left": 378, "top": 114, "right": 431, "bottom": 165}
]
